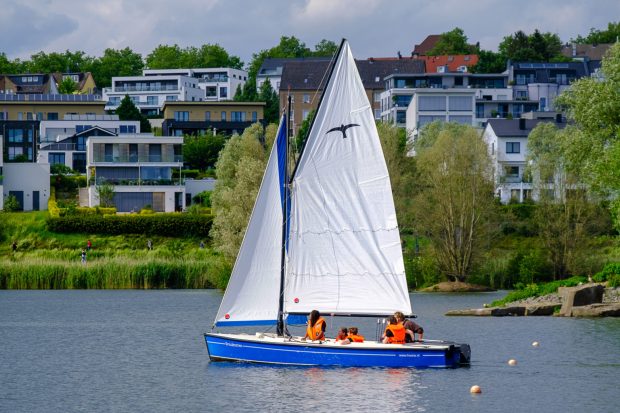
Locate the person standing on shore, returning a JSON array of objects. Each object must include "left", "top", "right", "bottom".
[
  {"left": 81, "top": 249, "right": 87, "bottom": 264},
  {"left": 87, "top": 239, "right": 92, "bottom": 251},
  {"left": 12, "top": 241, "right": 17, "bottom": 253},
  {"left": 147, "top": 239, "right": 153, "bottom": 251}
]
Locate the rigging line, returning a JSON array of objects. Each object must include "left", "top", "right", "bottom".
[{"left": 309, "top": 49, "right": 339, "bottom": 107}]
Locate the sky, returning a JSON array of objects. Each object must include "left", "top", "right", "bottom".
[{"left": 1, "top": 0, "right": 618, "bottom": 66}]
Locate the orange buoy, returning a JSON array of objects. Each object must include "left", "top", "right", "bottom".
[
  {"left": 508, "top": 359, "right": 517, "bottom": 366},
  {"left": 470, "top": 385, "right": 482, "bottom": 394}
]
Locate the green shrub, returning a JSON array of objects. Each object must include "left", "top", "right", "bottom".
[
  {"left": 46, "top": 214, "right": 213, "bottom": 237},
  {"left": 593, "top": 263, "right": 620, "bottom": 285},
  {"left": 3, "top": 195, "right": 21, "bottom": 212},
  {"left": 405, "top": 255, "right": 441, "bottom": 289}
]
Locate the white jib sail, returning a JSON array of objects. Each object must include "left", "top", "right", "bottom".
[
  {"left": 214, "top": 119, "right": 285, "bottom": 326},
  {"left": 284, "top": 41, "right": 412, "bottom": 316}
]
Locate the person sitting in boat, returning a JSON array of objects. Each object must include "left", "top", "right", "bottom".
[
  {"left": 334, "top": 327, "right": 351, "bottom": 345},
  {"left": 347, "top": 327, "right": 364, "bottom": 343},
  {"left": 382, "top": 316, "right": 414, "bottom": 344},
  {"left": 394, "top": 311, "right": 424, "bottom": 342},
  {"left": 303, "top": 310, "right": 326, "bottom": 341}
]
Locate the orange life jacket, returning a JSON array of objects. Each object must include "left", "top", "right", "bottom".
[
  {"left": 385, "top": 323, "right": 406, "bottom": 344},
  {"left": 306, "top": 317, "right": 326, "bottom": 341},
  {"left": 348, "top": 334, "right": 365, "bottom": 343}
]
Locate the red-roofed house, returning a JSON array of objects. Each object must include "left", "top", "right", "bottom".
[{"left": 421, "top": 55, "right": 479, "bottom": 73}]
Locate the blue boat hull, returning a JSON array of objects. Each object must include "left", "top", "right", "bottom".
[{"left": 205, "top": 333, "right": 468, "bottom": 368}]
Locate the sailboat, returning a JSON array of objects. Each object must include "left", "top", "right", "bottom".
[{"left": 204, "top": 40, "right": 470, "bottom": 368}]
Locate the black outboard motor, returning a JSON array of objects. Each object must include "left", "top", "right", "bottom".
[{"left": 458, "top": 343, "right": 471, "bottom": 364}]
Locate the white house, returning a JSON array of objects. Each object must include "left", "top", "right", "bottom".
[
  {"left": 86, "top": 135, "right": 184, "bottom": 212},
  {"left": 103, "top": 75, "right": 204, "bottom": 116},
  {"left": 483, "top": 116, "right": 566, "bottom": 204},
  {"left": 2, "top": 162, "right": 50, "bottom": 211}
]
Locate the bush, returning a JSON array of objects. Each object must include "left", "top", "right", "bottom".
[
  {"left": 405, "top": 255, "right": 441, "bottom": 289},
  {"left": 46, "top": 214, "right": 213, "bottom": 237},
  {"left": 3, "top": 195, "right": 21, "bottom": 212},
  {"left": 192, "top": 191, "right": 212, "bottom": 207},
  {"left": 593, "top": 263, "right": 620, "bottom": 287}
]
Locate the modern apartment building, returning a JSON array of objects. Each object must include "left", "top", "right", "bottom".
[
  {"left": 143, "top": 68, "right": 247, "bottom": 101},
  {"left": 103, "top": 75, "right": 204, "bottom": 116},
  {"left": 38, "top": 115, "right": 140, "bottom": 173},
  {"left": 161, "top": 101, "right": 265, "bottom": 136},
  {"left": 86, "top": 135, "right": 184, "bottom": 212}
]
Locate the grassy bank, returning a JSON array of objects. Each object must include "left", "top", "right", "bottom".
[{"left": 0, "top": 211, "right": 230, "bottom": 289}]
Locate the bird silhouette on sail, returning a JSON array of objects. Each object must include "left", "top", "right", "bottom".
[{"left": 327, "top": 123, "right": 360, "bottom": 139}]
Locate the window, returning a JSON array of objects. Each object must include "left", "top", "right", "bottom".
[
  {"left": 556, "top": 74, "right": 567, "bottom": 85},
  {"left": 252, "top": 111, "right": 257, "bottom": 122},
  {"left": 48, "top": 153, "right": 66, "bottom": 165},
  {"left": 166, "top": 95, "right": 177, "bottom": 101},
  {"left": 448, "top": 96, "right": 472, "bottom": 111},
  {"left": 205, "top": 111, "right": 211, "bottom": 121},
  {"left": 147, "top": 96, "right": 158, "bottom": 105},
  {"left": 120, "top": 125, "right": 136, "bottom": 134},
  {"left": 76, "top": 137, "right": 86, "bottom": 151},
  {"left": 8, "top": 129, "right": 24, "bottom": 143},
  {"left": 510, "top": 189, "right": 521, "bottom": 200},
  {"left": 0, "top": 112, "right": 4, "bottom": 120},
  {"left": 37, "top": 112, "right": 43, "bottom": 120},
  {"left": 539, "top": 97, "right": 547, "bottom": 111},
  {"left": 76, "top": 125, "right": 92, "bottom": 133},
  {"left": 17, "top": 112, "right": 23, "bottom": 120},
  {"left": 220, "top": 87, "right": 228, "bottom": 98},
  {"left": 302, "top": 110, "right": 309, "bottom": 120},
  {"left": 108, "top": 97, "right": 120, "bottom": 106},
  {"left": 8, "top": 147, "right": 23, "bottom": 160},
  {"left": 221, "top": 111, "right": 226, "bottom": 121},
  {"left": 231, "top": 111, "right": 246, "bottom": 122},
  {"left": 303, "top": 94, "right": 310, "bottom": 103},
  {"left": 516, "top": 74, "right": 527, "bottom": 85},
  {"left": 418, "top": 96, "right": 446, "bottom": 111},
  {"left": 174, "top": 111, "right": 189, "bottom": 121},
  {"left": 130, "top": 96, "right": 140, "bottom": 105},
  {"left": 505, "top": 166, "right": 519, "bottom": 176},
  {"left": 506, "top": 142, "right": 520, "bottom": 154},
  {"left": 374, "top": 92, "right": 381, "bottom": 103},
  {"left": 47, "top": 112, "right": 58, "bottom": 120}
]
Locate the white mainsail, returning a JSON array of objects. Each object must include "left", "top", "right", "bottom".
[
  {"left": 213, "top": 118, "right": 287, "bottom": 326},
  {"left": 284, "top": 41, "right": 412, "bottom": 316}
]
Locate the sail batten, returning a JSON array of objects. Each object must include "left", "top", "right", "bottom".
[{"left": 284, "top": 41, "right": 412, "bottom": 316}]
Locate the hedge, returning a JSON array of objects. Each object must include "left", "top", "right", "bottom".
[{"left": 47, "top": 214, "right": 213, "bottom": 237}]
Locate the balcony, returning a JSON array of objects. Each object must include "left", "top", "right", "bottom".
[
  {"left": 40, "top": 143, "right": 77, "bottom": 151},
  {"left": 93, "top": 154, "right": 183, "bottom": 163},
  {"left": 499, "top": 175, "right": 532, "bottom": 184},
  {"left": 91, "top": 177, "right": 182, "bottom": 186},
  {"left": 113, "top": 85, "right": 179, "bottom": 93}
]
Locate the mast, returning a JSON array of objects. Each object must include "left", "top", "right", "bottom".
[{"left": 276, "top": 96, "right": 292, "bottom": 336}]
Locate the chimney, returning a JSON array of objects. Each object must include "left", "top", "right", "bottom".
[
  {"left": 397, "top": 51, "right": 402, "bottom": 59},
  {"left": 519, "top": 118, "right": 526, "bottom": 130}
]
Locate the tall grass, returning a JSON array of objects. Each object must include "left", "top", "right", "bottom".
[{"left": 0, "top": 256, "right": 231, "bottom": 290}]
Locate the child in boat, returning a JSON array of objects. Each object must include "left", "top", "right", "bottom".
[
  {"left": 334, "top": 327, "right": 351, "bottom": 344},
  {"left": 347, "top": 327, "right": 364, "bottom": 343},
  {"left": 382, "top": 316, "right": 414, "bottom": 344}
]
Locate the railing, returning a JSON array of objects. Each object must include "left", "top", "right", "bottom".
[
  {"left": 92, "top": 177, "right": 182, "bottom": 186},
  {"left": 93, "top": 155, "right": 183, "bottom": 163},
  {"left": 113, "top": 85, "right": 179, "bottom": 92},
  {"left": 499, "top": 176, "right": 532, "bottom": 184},
  {"left": 40, "top": 143, "right": 77, "bottom": 151}
]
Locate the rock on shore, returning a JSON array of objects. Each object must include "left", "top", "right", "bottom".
[
  {"left": 419, "top": 281, "right": 495, "bottom": 292},
  {"left": 445, "top": 283, "right": 620, "bottom": 317}
]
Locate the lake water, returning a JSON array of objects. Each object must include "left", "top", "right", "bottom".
[{"left": 0, "top": 290, "right": 618, "bottom": 413}]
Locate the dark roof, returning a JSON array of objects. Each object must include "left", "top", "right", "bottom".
[
  {"left": 512, "top": 61, "right": 590, "bottom": 78},
  {"left": 280, "top": 59, "right": 425, "bottom": 90},
  {"left": 561, "top": 43, "right": 613, "bottom": 61},
  {"left": 487, "top": 118, "right": 566, "bottom": 137},
  {"left": 258, "top": 57, "right": 332, "bottom": 76},
  {"left": 74, "top": 125, "right": 117, "bottom": 138},
  {"left": 413, "top": 35, "right": 441, "bottom": 56}
]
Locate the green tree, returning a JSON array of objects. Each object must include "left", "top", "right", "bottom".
[
  {"left": 0, "top": 52, "right": 21, "bottom": 73},
  {"left": 413, "top": 122, "right": 496, "bottom": 282},
  {"left": 58, "top": 76, "right": 76, "bottom": 94},
  {"left": 96, "top": 179, "right": 115, "bottom": 208},
  {"left": 574, "top": 21, "right": 620, "bottom": 44},
  {"left": 3, "top": 195, "right": 21, "bottom": 212},
  {"left": 427, "top": 27, "right": 477, "bottom": 56},
  {"left": 470, "top": 49, "right": 506, "bottom": 74},
  {"left": 258, "top": 78, "right": 279, "bottom": 124},
  {"left": 146, "top": 44, "right": 243, "bottom": 69},
  {"left": 183, "top": 133, "right": 226, "bottom": 171},
  {"left": 115, "top": 95, "right": 151, "bottom": 133},
  {"left": 295, "top": 109, "right": 315, "bottom": 151},
  {"left": 25, "top": 50, "right": 93, "bottom": 73},
  {"left": 89, "top": 47, "right": 143, "bottom": 88},
  {"left": 313, "top": 39, "right": 339, "bottom": 56},
  {"left": 526, "top": 123, "right": 607, "bottom": 279},
  {"left": 376, "top": 122, "right": 417, "bottom": 232},
  {"left": 210, "top": 123, "right": 273, "bottom": 262},
  {"left": 499, "top": 30, "right": 566, "bottom": 62},
  {"left": 555, "top": 42, "right": 620, "bottom": 227}
]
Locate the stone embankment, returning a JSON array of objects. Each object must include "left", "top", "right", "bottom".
[{"left": 446, "top": 283, "right": 620, "bottom": 317}]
